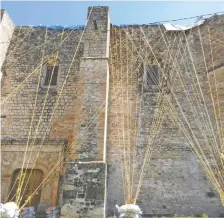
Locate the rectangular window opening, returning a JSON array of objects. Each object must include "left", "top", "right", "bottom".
[
  {"left": 93, "top": 20, "right": 98, "bottom": 30},
  {"left": 144, "top": 65, "right": 161, "bottom": 87},
  {"left": 44, "top": 65, "right": 58, "bottom": 86}
]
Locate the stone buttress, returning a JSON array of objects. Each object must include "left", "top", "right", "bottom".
[{"left": 60, "top": 6, "right": 110, "bottom": 218}]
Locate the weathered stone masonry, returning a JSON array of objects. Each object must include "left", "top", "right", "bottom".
[
  {"left": 1, "top": 18, "right": 85, "bottom": 213},
  {"left": 1, "top": 6, "right": 224, "bottom": 218},
  {"left": 106, "top": 17, "right": 224, "bottom": 217},
  {"left": 1, "top": 6, "right": 110, "bottom": 217},
  {"left": 60, "top": 6, "right": 110, "bottom": 218}
]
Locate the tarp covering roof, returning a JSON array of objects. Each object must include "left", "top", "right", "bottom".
[
  {"left": 21, "top": 13, "right": 224, "bottom": 31},
  {"left": 31, "top": 25, "right": 85, "bottom": 30},
  {"left": 118, "top": 13, "right": 223, "bottom": 30},
  {"left": 163, "top": 15, "right": 206, "bottom": 31},
  {"left": 112, "top": 15, "right": 208, "bottom": 30}
]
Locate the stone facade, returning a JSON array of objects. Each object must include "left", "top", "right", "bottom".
[
  {"left": 1, "top": 140, "right": 64, "bottom": 213},
  {"left": 106, "top": 16, "right": 224, "bottom": 217},
  {"left": 1, "top": 6, "right": 224, "bottom": 218},
  {"left": 60, "top": 162, "right": 106, "bottom": 218},
  {"left": 59, "top": 6, "right": 110, "bottom": 218},
  {"left": 1, "top": 6, "right": 109, "bottom": 217}
]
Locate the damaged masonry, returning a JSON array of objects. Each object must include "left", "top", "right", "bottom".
[{"left": 1, "top": 5, "right": 224, "bottom": 218}]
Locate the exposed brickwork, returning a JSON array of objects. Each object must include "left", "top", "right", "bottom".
[
  {"left": 107, "top": 16, "right": 224, "bottom": 217},
  {"left": 1, "top": 27, "right": 84, "bottom": 142},
  {"left": 60, "top": 7, "right": 110, "bottom": 217},
  {"left": 1, "top": 6, "right": 110, "bottom": 217},
  {"left": 1, "top": 6, "right": 224, "bottom": 218}
]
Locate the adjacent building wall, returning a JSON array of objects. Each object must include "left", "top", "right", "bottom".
[
  {"left": 0, "top": 9, "right": 15, "bottom": 77},
  {"left": 106, "top": 16, "right": 224, "bottom": 217}
]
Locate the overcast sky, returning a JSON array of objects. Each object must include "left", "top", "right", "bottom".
[{"left": 1, "top": 1, "right": 224, "bottom": 26}]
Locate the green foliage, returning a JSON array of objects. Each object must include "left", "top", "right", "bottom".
[{"left": 202, "top": 214, "right": 209, "bottom": 218}]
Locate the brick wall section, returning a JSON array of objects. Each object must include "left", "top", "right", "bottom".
[
  {"left": 71, "top": 6, "right": 110, "bottom": 161},
  {"left": 1, "top": 6, "right": 111, "bottom": 217},
  {"left": 1, "top": 27, "right": 84, "bottom": 142},
  {"left": 1, "top": 16, "right": 85, "bottom": 216},
  {"left": 72, "top": 59, "right": 107, "bottom": 161},
  {"left": 107, "top": 15, "right": 224, "bottom": 217},
  {"left": 60, "top": 6, "right": 110, "bottom": 218}
]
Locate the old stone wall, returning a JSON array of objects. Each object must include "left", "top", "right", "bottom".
[
  {"left": 60, "top": 162, "right": 106, "bottom": 218},
  {"left": 1, "top": 5, "right": 224, "bottom": 218},
  {"left": 1, "top": 139, "right": 65, "bottom": 213},
  {"left": 0, "top": 24, "right": 86, "bottom": 215},
  {"left": 1, "top": 26, "right": 84, "bottom": 142},
  {"left": 60, "top": 6, "right": 110, "bottom": 218},
  {"left": 107, "top": 15, "right": 224, "bottom": 217},
  {"left": 1, "top": 6, "right": 110, "bottom": 217}
]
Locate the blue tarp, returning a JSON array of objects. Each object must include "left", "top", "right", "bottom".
[
  {"left": 119, "top": 23, "right": 161, "bottom": 28},
  {"left": 24, "top": 23, "right": 160, "bottom": 30},
  {"left": 30, "top": 25, "right": 85, "bottom": 30}
]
